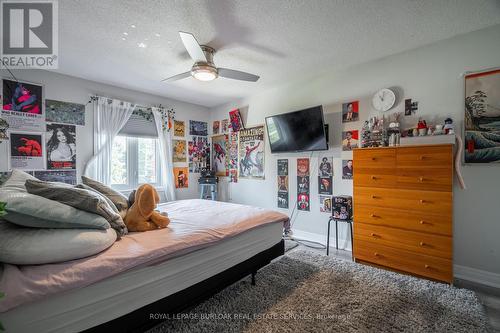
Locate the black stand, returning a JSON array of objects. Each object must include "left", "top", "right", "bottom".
[{"left": 326, "top": 217, "right": 353, "bottom": 260}]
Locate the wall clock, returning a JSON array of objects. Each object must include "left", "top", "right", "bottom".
[{"left": 372, "top": 88, "right": 396, "bottom": 112}]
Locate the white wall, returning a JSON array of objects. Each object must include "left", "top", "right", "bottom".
[
  {"left": 0, "top": 70, "right": 210, "bottom": 200},
  {"left": 210, "top": 24, "right": 500, "bottom": 276}
]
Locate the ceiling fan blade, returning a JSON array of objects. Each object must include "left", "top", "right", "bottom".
[
  {"left": 179, "top": 31, "right": 207, "bottom": 63},
  {"left": 161, "top": 71, "right": 191, "bottom": 82},
  {"left": 218, "top": 68, "right": 260, "bottom": 82}
]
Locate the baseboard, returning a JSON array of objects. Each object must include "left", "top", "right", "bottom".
[
  {"left": 454, "top": 264, "right": 500, "bottom": 289},
  {"left": 291, "top": 229, "right": 352, "bottom": 251}
]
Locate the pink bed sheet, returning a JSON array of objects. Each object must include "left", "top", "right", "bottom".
[{"left": 0, "top": 199, "right": 288, "bottom": 312}]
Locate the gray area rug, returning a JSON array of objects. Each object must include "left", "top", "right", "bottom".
[{"left": 149, "top": 250, "right": 489, "bottom": 333}]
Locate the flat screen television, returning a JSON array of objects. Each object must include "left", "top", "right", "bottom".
[{"left": 265, "top": 106, "right": 328, "bottom": 153}]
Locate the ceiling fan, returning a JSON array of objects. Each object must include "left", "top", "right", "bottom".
[{"left": 162, "top": 31, "right": 260, "bottom": 83}]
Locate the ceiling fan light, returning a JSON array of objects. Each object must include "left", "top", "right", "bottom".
[{"left": 192, "top": 69, "right": 217, "bottom": 81}]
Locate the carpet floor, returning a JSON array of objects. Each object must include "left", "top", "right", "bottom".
[{"left": 149, "top": 249, "right": 489, "bottom": 333}]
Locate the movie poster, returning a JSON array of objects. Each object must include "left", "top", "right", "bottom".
[
  {"left": 173, "top": 139, "right": 187, "bottom": 162},
  {"left": 212, "top": 134, "right": 228, "bottom": 176},
  {"left": 297, "top": 158, "right": 310, "bottom": 211},
  {"left": 34, "top": 170, "right": 77, "bottom": 185},
  {"left": 342, "top": 130, "right": 359, "bottom": 151},
  {"left": 45, "top": 99, "right": 85, "bottom": 126},
  {"left": 46, "top": 123, "right": 76, "bottom": 169},
  {"left": 188, "top": 136, "right": 210, "bottom": 173},
  {"left": 229, "top": 109, "right": 244, "bottom": 132},
  {"left": 465, "top": 69, "right": 500, "bottom": 163},
  {"left": 221, "top": 119, "right": 229, "bottom": 133},
  {"left": 2, "top": 79, "right": 44, "bottom": 131},
  {"left": 318, "top": 156, "right": 333, "bottom": 195},
  {"left": 174, "top": 167, "right": 189, "bottom": 188},
  {"left": 174, "top": 120, "right": 185, "bottom": 137},
  {"left": 228, "top": 131, "right": 238, "bottom": 182},
  {"left": 342, "top": 101, "right": 359, "bottom": 123},
  {"left": 189, "top": 120, "right": 208, "bottom": 136},
  {"left": 277, "top": 159, "right": 289, "bottom": 209},
  {"left": 212, "top": 120, "right": 220, "bottom": 135},
  {"left": 342, "top": 159, "right": 354, "bottom": 179},
  {"left": 9, "top": 131, "right": 45, "bottom": 170},
  {"left": 320, "top": 195, "right": 332, "bottom": 213},
  {"left": 238, "top": 125, "right": 265, "bottom": 179}
]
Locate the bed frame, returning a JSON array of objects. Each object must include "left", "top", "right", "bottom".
[{"left": 83, "top": 239, "right": 285, "bottom": 333}]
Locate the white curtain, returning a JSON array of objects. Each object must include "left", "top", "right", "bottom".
[
  {"left": 152, "top": 107, "right": 176, "bottom": 201},
  {"left": 84, "top": 97, "right": 135, "bottom": 184}
]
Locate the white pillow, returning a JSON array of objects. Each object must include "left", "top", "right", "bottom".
[{"left": 0, "top": 221, "right": 117, "bottom": 265}]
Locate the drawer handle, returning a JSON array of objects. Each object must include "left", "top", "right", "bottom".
[
  {"left": 374, "top": 252, "right": 380, "bottom": 257},
  {"left": 371, "top": 176, "right": 377, "bottom": 180},
  {"left": 420, "top": 220, "right": 426, "bottom": 225},
  {"left": 371, "top": 195, "right": 379, "bottom": 199},
  {"left": 424, "top": 264, "right": 430, "bottom": 269},
  {"left": 419, "top": 241, "right": 426, "bottom": 246},
  {"left": 370, "top": 233, "right": 380, "bottom": 238},
  {"left": 371, "top": 157, "right": 377, "bottom": 161},
  {"left": 419, "top": 199, "right": 426, "bottom": 204},
  {"left": 419, "top": 177, "right": 425, "bottom": 182},
  {"left": 370, "top": 214, "right": 379, "bottom": 218},
  {"left": 419, "top": 156, "right": 427, "bottom": 160}
]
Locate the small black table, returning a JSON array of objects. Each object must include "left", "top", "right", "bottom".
[{"left": 326, "top": 217, "right": 353, "bottom": 260}]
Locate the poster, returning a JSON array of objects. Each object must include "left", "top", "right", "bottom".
[
  {"left": 188, "top": 136, "right": 210, "bottom": 173},
  {"left": 34, "top": 170, "right": 77, "bottom": 185},
  {"left": 277, "top": 158, "right": 289, "bottom": 209},
  {"left": 342, "top": 101, "right": 359, "bottom": 123},
  {"left": 174, "top": 167, "right": 189, "bottom": 188},
  {"left": 2, "top": 79, "right": 44, "bottom": 131},
  {"left": 173, "top": 139, "right": 187, "bottom": 162},
  {"left": 320, "top": 195, "right": 332, "bottom": 213},
  {"left": 46, "top": 123, "right": 76, "bottom": 169},
  {"left": 45, "top": 99, "right": 85, "bottom": 126},
  {"left": 238, "top": 125, "right": 265, "bottom": 179},
  {"left": 229, "top": 169, "right": 238, "bottom": 183},
  {"left": 318, "top": 156, "right": 333, "bottom": 195},
  {"left": 297, "top": 158, "right": 310, "bottom": 211},
  {"left": 212, "top": 134, "right": 228, "bottom": 176},
  {"left": 228, "top": 131, "right": 238, "bottom": 182},
  {"left": 342, "top": 159, "right": 354, "bottom": 179},
  {"left": 212, "top": 120, "right": 220, "bottom": 135},
  {"left": 465, "top": 69, "right": 500, "bottom": 163},
  {"left": 189, "top": 120, "right": 208, "bottom": 136},
  {"left": 174, "top": 120, "right": 185, "bottom": 137},
  {"left": 342, "top": 130, "right": 359, "bottom": 151},
  {"left": 9, "top": 131, "right": 45, "bottom": 170},
  {"left": 221, "top": 119, "right": 229, "bottom": 133},
  {"left": 229, "top": 109, "right": 244, "bottom": 132}
]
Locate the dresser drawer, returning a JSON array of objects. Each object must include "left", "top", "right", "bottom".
[
  {"left": 353, "top": 187, "right": 452, "bottom": 215},
  {"left": 396, "top": 168, "right": 452, "bottom": 192},
  {"left": 354, "top": 239, "right": 452, "bottom": 282},
  {"left": 354, "top": 173, "right": 396, "bottom": 188},
  {"left": 353, "top": 205, "right": 452, "bottom": 236},
  {"left": 354, "top": 222, "right": 452, "bottom": 259},
  {"left": 354, "top": 148, "right": 396, "bottom": 169},
  {"left": 397, "top": 145, "right": 453, "bottom": 168}
]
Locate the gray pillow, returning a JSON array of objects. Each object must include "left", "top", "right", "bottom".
[
  {"left": 0, "top": 221, "right": 117, "bottom": 265},
  {"left": 25, "top": 179, "right": 127, "bottom": 237},
  {"left": 82, "top": 176, "right": 129, "bottom": 219},
  {"left": 0, "top": 169, "right": 110, "bottom": 230}
]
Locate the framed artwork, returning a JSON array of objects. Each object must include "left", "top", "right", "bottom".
[
  {"left": 173, "top": 139, "right": 187, "bottom": 162},
  {"left": 45, "top": 99, "right": 85, "bottom": 126},
  {"left": 229, "top": 109, "right": 244, "bottom": 132},
  {"left": 9, "top": 131, "right": 46, "bottom": 170},
  {"left": 212, "top": 134, "right": 228, "bottom": 176},
  {"left": 297, "top": 158, "right": 310, "bottom": 211},
  {"left": 342, "top": 159, "right": 353, "bottom": 179},
  {"left": 1, "top": 78, "right": 44, "bottom": 131},
  {"left": 174, "top": 167, "right": 189, "bottom": 188},
  {"left": 320, "top": 195, "right": 332, "bottom": 213},
  {"left": 189, "top": 120, "right": 208, "bottom": 136},
  {"left": 342, "top": 101, "right": 359, "bottom": 123},
  {"left": 174, "top": 120, "right": 185, "bottom": 137},
  {"left": 238, "top": 125, "right": 265, "bottom": 179},
  {"left": 221, "top": 119, "right": 229, "bottom": 133},
  {"left": 465, "top": 69, "right": 500, "bottom": 163},
  {"left": 212, "top": 120, "right": 220, "bottom": 135},
  {"left": 342, "top": 130, "right": 359, "bottom": 151},
  {"left": 46, "top": 123, "right": 77, "bottom": 169},
  {"left": 277, "top": 159, "right": 289, "bottom": 209}
]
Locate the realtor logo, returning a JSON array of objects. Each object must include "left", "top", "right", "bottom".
[{"left": 1, "top": 0, "right": 58, "bottom": 68}]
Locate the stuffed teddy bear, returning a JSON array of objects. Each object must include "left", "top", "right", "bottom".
[{"left": 124, "top": 184, "right": 170, "bottom": 232}]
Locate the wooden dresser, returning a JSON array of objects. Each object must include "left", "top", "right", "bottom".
[{"left": 353, "top": 144, "right": 453, "bottom": 283}]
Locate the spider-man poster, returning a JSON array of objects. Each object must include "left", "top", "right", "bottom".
[
  {"left": 2, "top": 79, "right": 44, "bottom": 131},
  {"left": 238, "top": 125, "right": 264, "bottom": 179},
  {"left": 9, "top": 132, "right": 45, "bottom": 170},
  {"left": 212, "top": 134, "right": 228, "bottom": 176}
]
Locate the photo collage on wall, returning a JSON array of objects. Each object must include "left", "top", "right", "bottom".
[
  {"left": 212, "top": 134, "right": 229, "bottom": 176},
  {"left": 188, "top": 136, "right": 210, "bottom": 173},
  {"left": 297, "top": 158, "right": 310, "bottom": 211},
  {"left": 277, "top": 159, "right": 289, "bottom": 209},
  {"left": 2, "top": 79, "right": 79, "bottom": 184},
  {"left": 238, "top": 125, "right": 265, "bottom": 179},
  {"left": 228, "top": 131, "right": 238, "bottom": 182}
]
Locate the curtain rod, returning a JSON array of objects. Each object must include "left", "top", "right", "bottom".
[{"left": 88, "top": 94, "right": 170, "bottom": 111}]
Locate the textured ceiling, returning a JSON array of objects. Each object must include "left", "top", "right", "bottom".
[{"left": 55, "top": 0, "right": 500, "bottom": 107}]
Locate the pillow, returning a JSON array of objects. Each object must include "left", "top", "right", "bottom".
[
  {"left": 0, "top": 190, "right": 110, "bottom": 230},
  {"left": 0, "top": 169, "right": 36, "bottom": 192},
  {"left": 82, "top": 176, "right": 129, "bottom": 219},
  {"left": 0, "top": 221, "right": 117, "bottom": 265},
  {"left": 25, "top": 179, "right": 127, "bottom": 237}
]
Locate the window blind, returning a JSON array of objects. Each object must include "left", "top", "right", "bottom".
[{"left": 118, "top": 108, "right": 158, "bottom": 138}]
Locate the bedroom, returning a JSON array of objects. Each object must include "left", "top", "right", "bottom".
[{"left": 0, "top": 0, "right": 499, "bottom": 332}]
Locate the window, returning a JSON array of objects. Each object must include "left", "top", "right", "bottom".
[{"left": 111, "top": 135, "right": 161, "bottom": 190}]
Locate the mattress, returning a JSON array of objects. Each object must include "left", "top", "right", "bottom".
[{"left": 0, "top": 222, "right": 283, "bottom": 333}]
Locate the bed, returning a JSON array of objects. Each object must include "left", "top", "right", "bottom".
[{"left": 0, "top": 199, "right": 287, "bottom": 333}]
